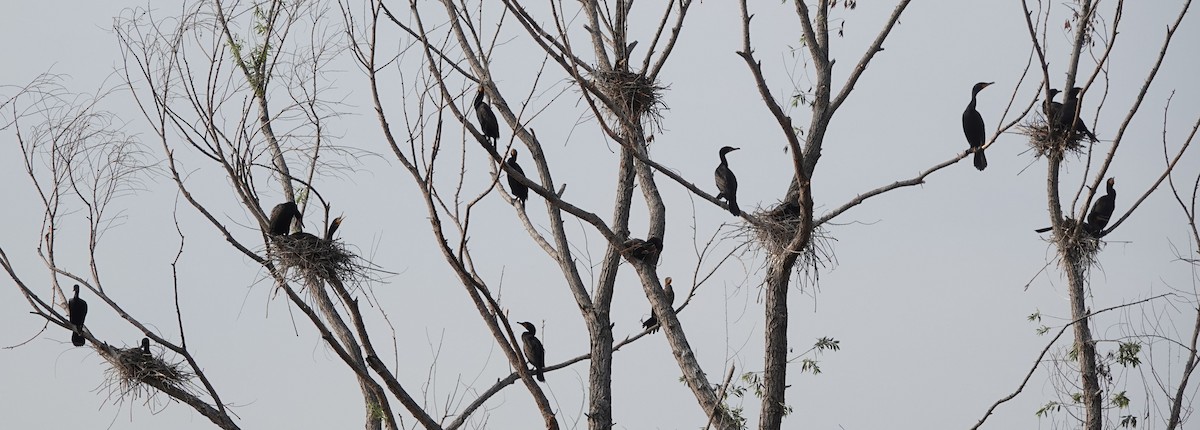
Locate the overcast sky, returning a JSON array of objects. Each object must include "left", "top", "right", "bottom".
[{"left": 3, "top": 1, "right": 1200, "bottom": 429}]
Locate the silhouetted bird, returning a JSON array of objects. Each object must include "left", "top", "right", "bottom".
[
  {"left": 518, "top": 321, "right": 546, "bottom": 382},
  {"left": 1060, "top": 87, "right": 1098, "bottom": 142},
  {"left": 1084, "top": 177, "right": 1116, "bottom": 237},
  {"left": 1043, "top": 88, "right": 1064, "bottom": 124},
  {"left": 962, "top": 82, "right": 992, "bottom": 171},
  {"left": 714, "top": 146, "right": 741, "bottom": 216},
  {"left": 506, "top": 149, "right": 529, "bottom": 205},
  {"left": 268, "top": 202, "right": 302, "bottom": 236},
  {"left": 474, "top": 88, "right": 499, "bottom": 146},
  {"left": 326, "top": 216, "right": 344, "bottom": 241},
  {"left": 621, "top": 236, "right": 663, "bottom": 265},
  {"left": 642, "top": 277, "right": 675, "bottom": 333},
  {"left": 67, "top": 284, "right": 88, "bottom": 347},
  {"left": 141, "top": 337, "right": 152, "bottom": 356}
]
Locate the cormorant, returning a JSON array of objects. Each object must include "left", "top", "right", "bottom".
[
  {"left": 621, "top": 236, "right": 663, "bottom": 265},
  {"left": 1084, "top": 177, "right": 1116, "bottom": 237},
  {"left": 67, "top": 284, "right": 88, "bottom": 347},
  {"left": 962, "top": 82, "right": 992, "bottom": 171},
  {"left": 1043, "top": 88, "right": 1064, "bottom": 124},
  {"left": 506, "top": 149, "right": 529, "bottom": 205},
  {"left": 474, "top": 88, "right": 499, "bottom": 146},
  {"left": 326, "top": 216, "right": 344, "bottom": 241},
  {"left": 1060, "top": 87, "right": 1098, "bottom": 142},
  {"left": 268, "top": 202, "right": 302, "bottom": 236},
  {"left": 714, "top": 146, "right": 741, "bottom": 216},
  {"left": 141, "top": 337, "right": 152, "bottom": 356},
  {"left": 517, "top": 321, "right": 546, "bottom": 382},
  {"left": 642, "top": 277, "right": 675, "bottom": 333}
]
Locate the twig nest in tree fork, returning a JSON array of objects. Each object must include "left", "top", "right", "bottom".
[
  {"left": 1020, "top": 115, "right": 1089, "bottom": 158},
  {"left": 1047, "top": 218, "right": 1103, "bottom": 270},
  {"left": 591, "top": 67, "right": 667, "bottom": 132},
  {"left": 101, "top": 343, "right": 194, "bottom": 400},
  {"left": 271, "top": 232, "right": 364, "bottom": 285}
]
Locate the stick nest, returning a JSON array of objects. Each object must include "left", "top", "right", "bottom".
[
  {"left": 101, "top": 344, "right": 193, "bottom": 400},
  {"left": 591, "top": 68, "right": 667, "bottom": 132},
  {"left": 272, "top": 233, "right": 370, "bottom": 285},
  {"left": 741, "top": 201, "right": 837, "bottom": 287},
  {"left": 1019, "top": 115, "right": 1089, "bottom": 158},
  {"left": 1049, "top": 218, "right": 1103, "bottom": 271}
]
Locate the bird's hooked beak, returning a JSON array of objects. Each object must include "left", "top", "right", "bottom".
[{"left": 982, "top": 82, "right": 994, "bottom": 88}]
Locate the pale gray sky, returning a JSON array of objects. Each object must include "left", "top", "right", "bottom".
[{"left": 3, "top": 1, "right": 1199, "bottom": 429}]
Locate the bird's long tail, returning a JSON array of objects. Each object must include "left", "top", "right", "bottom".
[
  {"left": 1034, "top": 226, "right": 1053, "bottom": 233},
  {"left": 973, "top": 150, "right": 987, "bottom": 171},
  {"left": 728, "top": 197, "right": 741, "bottom": 217},
  {"left": 535, "top": 367, "right": 545, "bottom": 382},
  {"left": 71, "top": 327, "right": 85, "bottom": 347},
  {"left": 643, "top": 313, "right": 659, "bottom": 332}
]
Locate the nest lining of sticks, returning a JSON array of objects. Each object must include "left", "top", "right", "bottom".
[
  {"left": 1049, "top": 218, "right": 1103, "bottom": 272},
  {"left": 741, "top": 201, "right": 837, "bottom": 284},
  {"left": 102, "top": 344, "right": 193, "bottom": 400},
  {"left": 1019, "top": 115, "right": 1090, "bottom": 158},
  {"left": 272, "top": 233, "right": 367, "bottom": 285},
  {"left": 591, "top": 68, "right": 667, "bottom": 131}
]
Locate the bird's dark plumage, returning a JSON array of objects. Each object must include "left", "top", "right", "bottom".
[
  {"left": 715, "top": 146, "right": 741, "bottom": 216},
  {"left": 1043, "top": 88, "right": 1064, "bottom": 125},
  {"left": 1084, "top": 177, "right": 1116, "bottom": 237},
  {"left": 141, "top": 337, "right": 152, "bottom": 356},
  {"left": 518, "top": 321, "right": 546, "bottom": 382},
  {"left": 474, "top": 89, "right": 499, "bottom": 145},
  {"left": 267, "top": 202, "right": 302, "bottom": 236},
  {"left": 1060, "top": 87, "right": 1098, "bottom": 142},
  {"left": 506, "top": 149, "right": 529, "bottom": 205},
  {"left": 326, "top": 216, "right": 344, "bottom": 241},
  {"left": 643, "top": 277, "right": 676, "bottom": 332},
  {"left": 67, "top": 284, "right": 88, "bottom": 347},
  {"left": 962, "top": 82, "right": 992, "bottom": 171},
  {"left": 622, "top": 236, "right": 663, "bottom": 265}
]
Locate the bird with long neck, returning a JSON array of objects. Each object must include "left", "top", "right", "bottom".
[
  {"left": 714, "top": 146, "right": 741, "bottom": 216},
  {"left": 1085, "top": 177, "right": 1116, "bottom": 237},
  {"left": 517, "top": 321, "right": 546, "bottom": 382},
  {"left": 962, "top": 82, "right": 992, "bottom": 171},
  {"left": 474, "top": 88, "right": 499, "bottom": 146},
  {"left": 1043, "top": 88, "right": 1063, "bottom": 124},
  {"left": 642, "top": 277, "right": 675, "bottom": 332},
  {"left": 67, "top": 284, "right": 88, "bottom": 347},
  {"left": 506, "top": 149, "right": 529, "bottom": 206}
]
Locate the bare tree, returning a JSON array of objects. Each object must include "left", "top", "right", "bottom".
[{"left": 5, "top": 1, "right": 1200, "bottom": 430}]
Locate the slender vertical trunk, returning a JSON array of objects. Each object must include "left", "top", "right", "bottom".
[
  {"left": 759, "top": 181, "right": 812, "bottom": 430},
  {"left": 758, "top": 258, "right": 795, "bottom": 430},
  {"left": 586, "top": 313, "right": 615, "bottom": 430},
  {"left": 1063, "top": 256, "right": 1102, "bottom": 430}
]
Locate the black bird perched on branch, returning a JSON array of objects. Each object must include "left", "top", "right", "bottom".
[
  {"left": 506, "top": 149, "right": 529, "bottom": 206},
  {"left": 621, "top": 236, "right": 663, "bottom": 265},
  {"left": 642, "top": 277, "right": 675, "bottom": 333},
  {"left": 1059, "top": 87, "right": 1098, "bottom": 142},
  {"left": 714, "top": 146, "right": 741, "bottom": 216},
  {"left": 68, "top": 284, "right": 88, "bottom": 347},
  {"left": 474, "top": 88, "right": 499, "bottom": 146},
  {"left": 1084, "top": 177, "right": 1116, "bottom": 237},
  {"left": 1033, "top": 178, "right": 1117, "bottom": 236},
  {"left": 517, "top": 321, "right": 546, "bottom": 382},
  {"left": 962, "top": 82, "right": 992, "bottom": 171},
  {"left": 268, "top": 202, "right": 302, "bottom": 236}
]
